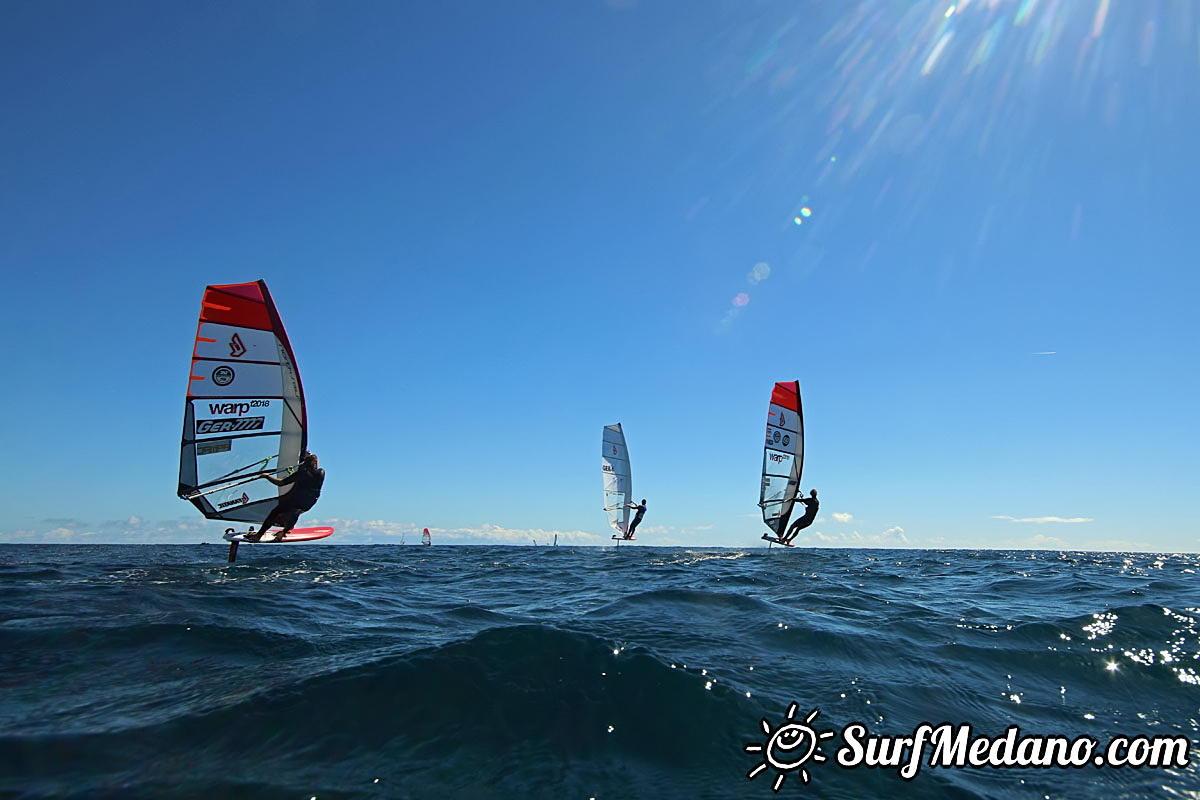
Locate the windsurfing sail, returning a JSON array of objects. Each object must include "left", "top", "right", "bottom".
[
  {"left": 602, "top": 423, "right": 633, "bottom": 536},
  {"left": 422, "top": 528, "right": 431, "bottom": 546},
  {"left": 178, "top": 280, "right": 307, "bottom": 524},
  {"left": 759, "top": 381, "right": 804, "bottom": 537}
]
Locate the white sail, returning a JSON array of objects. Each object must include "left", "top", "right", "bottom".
[
  {"left": 760, "top": 381, "right": 804, "bottom": 537},
  {"left": 602, "top": 423, "right": 632, "bottom": 536},
  {"left": 178, "top": 280, "right": 306, "bottom": 524}
]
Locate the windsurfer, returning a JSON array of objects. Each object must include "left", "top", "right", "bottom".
[
  {"left": 781, "top": 489, "right": 818, "bottom": 544},
  {"left": 626, "top": 499, "right": 647, "bottom": 539},
  {"left": 245, "top": 452, "right": 325, "bottom": 542}
]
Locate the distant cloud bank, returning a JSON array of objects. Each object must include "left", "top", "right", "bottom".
[{"left": 992, "top": 515, "right": 1093, "bottom": 524}]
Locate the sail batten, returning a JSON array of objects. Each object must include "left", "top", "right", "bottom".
[
  {"left": 602, "top": 423, "right": 633, "bottom": 536},
  {"left": 760, "top": 381, "right": 804, "bottom": 537},
  {"left": 178, "top": 280, "right": 307, "bottom": 524}
]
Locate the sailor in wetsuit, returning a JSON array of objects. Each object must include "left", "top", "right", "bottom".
[
  {"left": 626, "top": 499, "right": 647, "bottom": 539},
  {"left": 781, "top": 489, "right": 818, "bottom": 544},
  {"left": 245, "top": 452, "right": 325, "bottom": 542}
]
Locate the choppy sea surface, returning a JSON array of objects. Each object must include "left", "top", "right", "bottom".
[{"left": 1, "top": 544, "right": 1197, "bottom": 799}]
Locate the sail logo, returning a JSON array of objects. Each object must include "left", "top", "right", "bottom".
[
  {"left": 602, "top": 464, "right": 615, "bottom": 473},
  {"left": 212, "top": 366, "right": 235, "bottom": 386},
  {"left": 196, "top": 417, "right": 265, "bottom": 434},
  {"left": 769, "top": 453, "right": 787, "bottom": 463},
  {"left": 206, "top": 400, "right": 268, "bottom": 416},
  {"left": 209, "top": 402, "right": 250, "bottom": 416},
  {"left": 229, "top": 333, "right": 246, "bottom": 358},
  {"left": 197, "top": 439, "right": 232, "bottom": 456},
  {"left": 746, "top": 705, "right": 836, "bottom": 791},
  {"left": 217, "top": 492, "right": 251, "bottom": 509},
  {"left": 744, "top": 703, "right": 1192, "bottom": 791}
]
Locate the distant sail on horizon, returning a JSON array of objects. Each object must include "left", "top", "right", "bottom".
[
  {"left": 602, "top": 423, "right": 633, "bottom": 536},
  {"left": 178, "top": 280, "right": 307, "bottom": 524},
  {"left": 760, "top": 381, "right": 804, "bottom": 537}
]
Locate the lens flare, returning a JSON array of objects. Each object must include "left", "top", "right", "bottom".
[{"left": 748, "top": 262, "right": 771, "bottom": 283}]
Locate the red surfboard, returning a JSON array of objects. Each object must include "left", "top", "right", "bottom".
[{"left": 223, "top": 526, "right": 334, "bottom": 543}]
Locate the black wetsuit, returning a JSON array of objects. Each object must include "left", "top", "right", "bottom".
[
  {"left": 784, "top": 496, "right": 818, "bottom": 542},
  {"left": 628, "top": 503, "right": 646, "bottom": 538},
  {"left": 259, "top": 464, "right": 325, "bottom": 534}
]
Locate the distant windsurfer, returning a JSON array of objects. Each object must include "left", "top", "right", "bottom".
[
  {"left": 245, "top": 452, "right": 325, "bottom": 542},
  {"left": 625, "top": 499, "right": 647, "bottom": 539},
  {"left": 781, "top": 489, "right": 818, "bottom": 544}
]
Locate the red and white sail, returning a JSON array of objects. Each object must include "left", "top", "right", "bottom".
[
  {"left": 178, "top": 281, "right": 307, "bottom": 524},
  {"left": 760, "top": 381, "right": 804, "bottom": 537}
]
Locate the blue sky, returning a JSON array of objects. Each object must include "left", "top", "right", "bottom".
[{"left": 2, "top": 0, "right": 1197, "bottom": 550}]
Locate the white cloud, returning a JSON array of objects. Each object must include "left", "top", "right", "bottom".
[
  {"left": 1027, "top": 533, "right": 1068, "bottom": 549},
  {"left": 787, "top": 525, "right": 911, "bottom": 548},
  {"left": 832, "top": 512, "right": 853, "bottom": 524},
  {"left": 992, "top": 515, "right": 1093, "bottom": 524}
]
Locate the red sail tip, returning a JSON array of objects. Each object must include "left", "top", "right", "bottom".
[{"left": 771, "top": 381, "right": 800, "bottom": 411}]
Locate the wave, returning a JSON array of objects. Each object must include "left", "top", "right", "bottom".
[{"left": 1, "top": 624, "right": 760, "bottom": 798}]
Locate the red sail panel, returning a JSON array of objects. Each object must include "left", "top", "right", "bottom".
[
  {"left": 211, "top": 282, "right": 268, "bottom": 303},
  {"left": 771, "top": 381, "right": 800, "bottom": 412},
  {"left": 199, "top": 285, "right": 273, "bottom": 331}
]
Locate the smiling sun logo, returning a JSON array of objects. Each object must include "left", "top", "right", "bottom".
[{"left": 745, "top": 703, "right": 837, "bottom": 791}]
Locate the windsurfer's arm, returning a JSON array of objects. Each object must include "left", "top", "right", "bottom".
[
  {"left": 262, "top": 469, "right": 301, "bottom": 487},
  {"left": 261, "top": 471, "right": 294, "bottom": 486}
]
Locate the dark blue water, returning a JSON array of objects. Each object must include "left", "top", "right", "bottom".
[{"left": 1, "top": 545, "right": 1196, "bottom": 799}]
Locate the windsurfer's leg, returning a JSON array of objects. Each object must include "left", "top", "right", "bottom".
[
  {"left": 250, "top": 504, "right": 289, "bottom": 541},
  {"left": 247, "top": 507, "right": 279, "bottom": 542},
  {"left": 269, "top": 508, "right": 303, "bottom": 541},
  {"left": 784, "top": 517, "right": 813, "bottom": 543}
]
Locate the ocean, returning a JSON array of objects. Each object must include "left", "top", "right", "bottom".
[{"left": 1, "top": 544, "right": 1196, "bottom": 799}]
